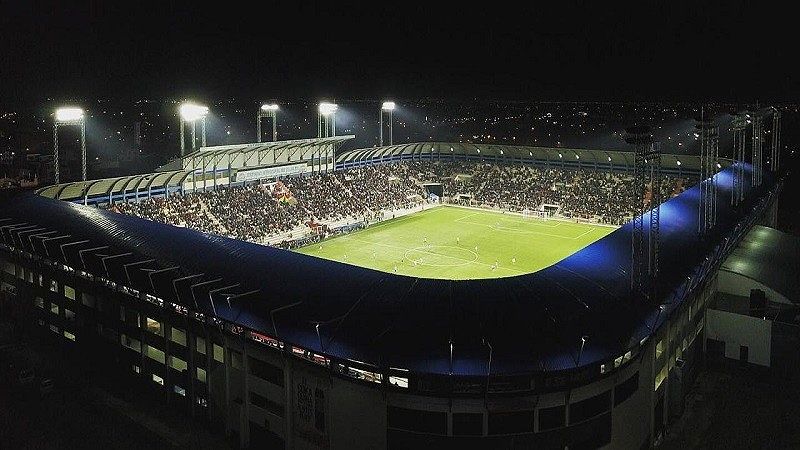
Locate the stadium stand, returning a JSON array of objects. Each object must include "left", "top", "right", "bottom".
[{"left": 107, "top": 162, "right": 696, "bottom": 244}]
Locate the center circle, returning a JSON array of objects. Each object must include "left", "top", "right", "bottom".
[{"left": 403, "top": 245, "right": 479, "bottom": 267}]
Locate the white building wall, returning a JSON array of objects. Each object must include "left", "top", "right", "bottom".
[{"left": 706, "top": 308, "right": 772, "bottom": 366}]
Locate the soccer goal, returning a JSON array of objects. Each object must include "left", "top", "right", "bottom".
[{"left": 522, "top": 209, "right": 549, "bottom": 220}]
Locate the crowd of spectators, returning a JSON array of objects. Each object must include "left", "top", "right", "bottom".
[{"left": 110, "top": 161, "right": 696, "bottom": 242}]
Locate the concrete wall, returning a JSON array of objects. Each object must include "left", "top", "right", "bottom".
[{"left": 706, "top": 308, "right": 772, "bottom": 366}]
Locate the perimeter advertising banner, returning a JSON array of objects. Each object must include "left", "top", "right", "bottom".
[{"left": 235, "top": 163, "right": 306, "bottom": 183}]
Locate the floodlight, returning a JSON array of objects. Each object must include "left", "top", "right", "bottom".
[
  {"left": 318, "top": 102, "right": 338, "bottom": 116},
  {"left": 55, "top": 107, "right": 84, "bottom": 122},
  {"left": 261, "top": 104, "right": 279, "bottom": 111},
  {"left": 676, "top": 160, "right": 682, "bottom": 166},
  {"left": 381, "top": 101, "right": 396, "bottom": 111},
  {"left": 179, "top": 103, "right": 209, "bottom": 122}
]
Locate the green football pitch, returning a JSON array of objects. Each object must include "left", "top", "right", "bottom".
[{"left": 295, "top": 206, "right": 616, "bottom": 280}]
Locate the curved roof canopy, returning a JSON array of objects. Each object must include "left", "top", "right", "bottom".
[
  {"left": 337, "top": 142, "right": 729, "bottom": 173},
  {"left": 7, "top": 164, "right": 776, "bottom": 378}
]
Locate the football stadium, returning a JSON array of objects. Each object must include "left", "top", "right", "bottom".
[{"left": 0, "top": 107, "right": 789, "bottom": 449}]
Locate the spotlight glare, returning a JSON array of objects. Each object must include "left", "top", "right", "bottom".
[
  {"left": 261, "top": 104, "right": 279, "bottom": 111},
  {"left": 318, "top": 102, "right": 338, "bottom": 116},
  {"left": 179, "top": 103, "right": 209, "bottom": 122},
  {"left": 55, "top": 107, "right": 84, "bottom": 122},
  {"left": 381, "top": 101, "right": 396, "bottom": 111}
]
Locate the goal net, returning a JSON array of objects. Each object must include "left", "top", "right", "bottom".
[{"left": 522, "top": 209, "right": 549, "bottom": 220}]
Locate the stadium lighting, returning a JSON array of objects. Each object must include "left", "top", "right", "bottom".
[
  {"left": 318, "top": 102, "right": 338, "bottom": 138},
  {"left": 258, "top": 104, "right": 279, "bottom": 142},
  {"left": 676, "top": 160, "right": 682, "bottom": 166},
  {"left": 53, "top": 106, "right": 87, "bottom": 184},
  {"left": 558, "top": 153, "right": 563, "bottom": 158},
  {"left": 179, "top": 102, "right": 209, "bottom": 156},
  {"left": 318, "top": 102, "right": 338, "bottom": 116},
  {"left": 55, "top": 107, "right": 84, "bottom": 123},
  {"left": 608, "top": 156, "right": 612, "bottom": 162},
  {"left": 179, "top": 103, "right": 209, "bottom": 122},
  {"left": 380, "top": 101, "right": 396, "bottom": 146}
]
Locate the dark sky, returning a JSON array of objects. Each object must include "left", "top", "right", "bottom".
[{"left": 1, "top": 1, "right": 796, "bottom": 104}]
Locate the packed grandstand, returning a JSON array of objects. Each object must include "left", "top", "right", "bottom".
[{"left": 106, "top": 161, "right": 696, "bottom": 246}]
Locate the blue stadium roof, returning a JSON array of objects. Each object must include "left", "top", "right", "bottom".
[{"left": 0, "top": 164, "right": 778, "bottom": 378}]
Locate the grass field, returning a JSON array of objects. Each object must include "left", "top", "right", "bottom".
[{"left": 295, "top": 206, "right": 616, "bottom": 280}]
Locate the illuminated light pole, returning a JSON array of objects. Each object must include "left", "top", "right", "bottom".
[
  {"left": 380, "top": 101, "right": 395, "bottom": 146},
  {"left": 257, "top": 104, "right": 279, "bottom": 142},
  {"left": 53, "top": 107, "right": 87, "bottom": 184},
  {"left": 318, "top": 102, "right": 338, "bottom": 138},
  {"left": 179, "top": 102, "right": 209, "bottom": 156}
]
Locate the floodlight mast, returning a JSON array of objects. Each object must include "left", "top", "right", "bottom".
[
  {"left": 179, "top": 103, "right": 209, "bottom": 156},
  {"left": 257, "top": 104, "right": 279, "bottom": 142},
  {"left": 380, "top": 101, "right": 395, "bottom": 146},
  {"left": 53, "top": 107, "right": 87, "bottom": 184},
  {"left": 317, "top": 102, "right": 338, "bottom": 138}
]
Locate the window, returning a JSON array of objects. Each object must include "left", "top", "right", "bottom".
[
  {"left": 538, "top": 405, "right": 565, "bottom": 431},
  {"left": 152, "top": 374, "right": 165, "bottom": 386},
  {"left": 213, "top": 344, "right": 224, "bottom": 363},
  {"left": 2, "top": 261, "right": 14, "bottom": 275},
  {"left": 49, "top": 324, "right": 60, "bottom": 334},
  {"left": 50, "top": 302, "right": 59, "bottom": 315},
  {"left": 64, "top": 285, "right": 76, "bottom": 301},
  {"left": 144, "top": 345, "right": 166, "bottom": 364},
  {"left": 654, "top": 365, "right": 667, "bottom": 391},
  {"left": 230, "top": 350, "right": 243, "bottom": 370},
  {"left": 387, "top": 406, "right": 446, "bottom": 435},
  {"left": 170, "top": 327, "right": 187, "bottom": 347},
  {"left": 64, "top": 309, "right": 76, "bottom": 321},
  {"left": 63, "top": 330, "right": 76, "bottom": 341},
  {"left": 196, "top": 337, "right": 206, "bottom": 355},
  {"left": 121, "top": 334, "right": 142, "bottom": 353},
  {"left": 453, "top": 413, "right": 483, "bottom": 436},
  {"left": 249, "top": 391, "right": 285, "bottom": 417},
  {"left": 82, "top": 293, "right": 96, "bottom": 308},
  {"left": 121, "top": 306, "right": 140, "bottom": 328},
  {"left": 655, "top": 339, "right": 664, "bottom": 359},
  {"left": 614, "top": 372, "right": 639, "bottom": 406},
  {"left": 133, "top": 364, "right": 141, "bottom": 374},
  {"left": 196, "top": 367, "right": 207, "bottom": 383},
  {"left": 169, "top": 356, "right": 187, "bottom": 372},
  {"left": 569, "top": 390, "right": 611, "bottom": 424},
  {"left": 49, "top": 279, "right": 58, "bottom": 293},
  {"left": 145, "top": 317, "right": 163, "bottom": 336},
  {"left": 489, "top": 411, "right": 534, "bottom": 435},
  {"left": 388, "top": 376, "right": 409, "bottom": 388},
  {"left": 35, "top": 297, "right": 45, "bottom": 309},
  {"left": 174, "top": 385, "right": 186, "bottom": 396},
  {"left": 248, "top": 357, "right": 283, "bottom": 387}
]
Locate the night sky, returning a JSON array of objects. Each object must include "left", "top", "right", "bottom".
[{"left": 1, "top": 1, "right": 797, "bottom": 104}]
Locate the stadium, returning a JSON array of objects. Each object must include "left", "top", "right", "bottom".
[{"left": 0, "top": 110, "right": 787, "bottom": 449}]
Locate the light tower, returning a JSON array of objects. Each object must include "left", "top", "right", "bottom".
[
  {"left": 257, "top": 104, "right": 279, "bottom": 142},
  {"left": 625, "top": 125, "right": 661, "bottom": 298},
  {"left": 696, "top": 112, "right": 719, "bottom": 234},
  {"left": 53, "top": 107, "right": 87, "bottom": 184},
  {"left": 770, "top": 106, "right": 781, "bottom": 173},
  {"left": 730, "top": 112, "right": 749, "bottom": 206},
  {"left": 179, "top": 102, "right": 209, "bottom": 156},
  {"left": 318, "top": 102, "right": 337, "bottom": 138},
  {"left": 380, "top": 101, "right": 395, "bottom": 146}
]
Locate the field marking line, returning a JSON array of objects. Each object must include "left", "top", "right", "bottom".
[{"left": 342, "top": 236, "right": 524, "bottom": 275}]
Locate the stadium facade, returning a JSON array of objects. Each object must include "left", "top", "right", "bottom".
[{"left": 0, "top": 140, "right": 783, "bottom": 449}]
